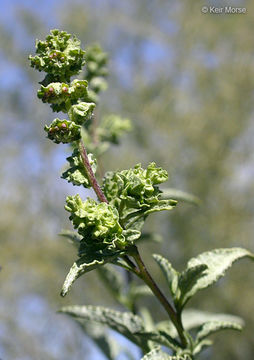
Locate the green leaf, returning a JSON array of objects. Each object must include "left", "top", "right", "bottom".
[
  {"left": 156, "top": 309, "right": 244, "bottom": 339},
  {"left": 177, "top": 264, "right": 208, "bottom": 309},
  {"left": 137, "top": 232, "right": 163, "bottom": 244},
  {"left": 97, "top": 264, "right": 124, "bottom": 299},
  {"left": 160, "top": 188, "right": 200, "bottom": 206},
  {"left": 76, "top": 321, "right": 120, "bottom": 360},
  {"left": 141, "top": 347, "right": 188, "bottom": 360},
  {"left": 193, "top": 320, "right": 243, "bottom": 355},
  {"left": 182, "top": 309, "right": 244, "bottom": 332},
  {"left": 135, "top": 330, "right": 181, "bottom": 352},
  {"left": 59, "top": 229, "right": 82, "bottom": 248},
  {"left": 153, "top": 254, "right": 179, "bottom": 298},
  {"left": 193, "top": 339, "right": 213, "bottom": 356},
  {"left": 61, "top": 252, "right": 121, "bottom": 297},
  {"left": 60, "top": 305, "right": 145, "bottom": 346},
  {"left": 183, "top": 248, "right": 254, "bottom": 300},
  {"left": 129, "top": 284, "right": 153, "bottom": 300},
  {"left": 196, "top": 320, "right": 243, "bottom": 343},
  {"left": 62, "top": 149, "right": 97, "bottom": 187}
]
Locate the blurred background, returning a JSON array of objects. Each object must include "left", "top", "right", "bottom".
[{"left": 0, "top": 0, "right": 254, "bottom": 359}]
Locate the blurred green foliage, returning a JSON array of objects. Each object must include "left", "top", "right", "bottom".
[{"left": 1, "top": 0, "right": 254, "bottom": 359}]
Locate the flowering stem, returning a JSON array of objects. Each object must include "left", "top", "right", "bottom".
[
  {"left": 78, "top": 139, "right": 108, "bottom": 203},
  {"left": 128, "top": 245, "right": 187, "bottom": 348}
]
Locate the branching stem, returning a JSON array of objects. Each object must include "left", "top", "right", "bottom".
[{"left": 78, "top": 134, "right": 188, "bottom": 347}]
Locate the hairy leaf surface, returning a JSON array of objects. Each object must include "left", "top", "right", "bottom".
[
  {"left": 61, "top": 252, "right": 121, "bottom": 296},
  {"left": 184, "top": 248, "right": 254, "bottom": 299},
  {"left": 141, "top": 347, "right": 188, "bottom": 360},
  {"left": 153, "top": 254, "right": 179, "bottom": 298},
  {"left": 196, "top": 320, "right": 243, "bottom": 343},
  {"left": 60, "top": 305, "right": 145, "bottom": 346}
]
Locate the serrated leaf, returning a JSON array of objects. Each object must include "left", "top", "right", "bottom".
[
  {"left": 60, "top": 305, "right": 145, "bottom": 346},
  {"left": 153, "top": 254, "right": 179, "bottom": 298},
  {"left": 156, "top": 309, "right": 244, "bottom": 339},
  {"left": 135, "top": 330, "right": 181, "bottom": 352},
  {"left": 177, "top": 264, "right": 208, "bottom": 309},
  {"left": 196, "top": 320, "right": 243, "bottom": 343},
  {"left": 183, "top": 248, "right": 254, "bottom": 300},
  {"left": 160, "top": 188, "right": 200, "bottom": 205},
  {"left": 141, "top": 347, "right": 188, "bottom": 360},
  {"left": 61, "top": 252, "right": 121, "bottom": 297},
  {"left": 193, "top": 320, "right": 243, "bottom": 355}
]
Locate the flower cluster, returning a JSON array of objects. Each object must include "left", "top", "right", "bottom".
[
  {"left": 44, "top": 119, "right": 81, "bottom": 144},
  {"left": 29, "top": 29, "right": 85, "bottom": 84},
  {"left": 65, "top": 195, "right": 140, "bottom": 255},
  {"left": 29, "top": 30, "right": 96, "bottom": 144},
  {"left": 68, "top": 102, "right": 96, "bottom": 125},
  {"left": 38, "top": 80, "right": 92, "bottom": 113},
  {"left": 103, "top": 163, "right": 177, "bottom": 230}
]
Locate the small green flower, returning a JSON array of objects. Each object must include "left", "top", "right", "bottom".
[
  {"left": 65, "top": 196, "right": 140, "bottom": 254},
  {"left": 29, "top": 29, "right": 86, "bottom": 84},
  {"left": 103, "top": 163, "right": 176, "bottom": 230},
  {"left": 44, "top": 119, "right": 81, "bottom": 144},
  {"left": 37, "top": 80, "right": 90, "bottom": 113},
  {"left": 68, "top": 102, "right": 96, "bottom": 124},
  {"left": 103, "top": 163, "right": 168, "bottom": 202},
  {"left": 62, "top": 149, "right": 97, "bottom": 187}
]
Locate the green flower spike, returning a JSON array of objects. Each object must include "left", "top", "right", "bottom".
[
  {"left": 85, "top": 44, "right": 108, "bottom": 83},
  {"left": 29, "top": 29, "right": 86, "bottom": 84},
  {"left": 103, "top": 163, "right": 177, "bottom": 230},
  {"left": 84, "top": 44, "right": 109, "bottom": 102},
  {"left": 44, "top": 119, "right": 81, "bottom": 144},
  {"left": 37, "top": 80, "right": 90, "bottom": 113},
  {"left": 62, "top": 148, "right": 97, "bottom": 187},
  {"left": 65, "top": 195, "right": 140, "bottom": 254},
  {"left": 98, "top": 115, "right": 132, "bottom": 144}
]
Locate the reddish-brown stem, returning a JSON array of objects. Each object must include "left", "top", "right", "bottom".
[{"left": 78, "top": 139, "right": 108, "bottom": 203}]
